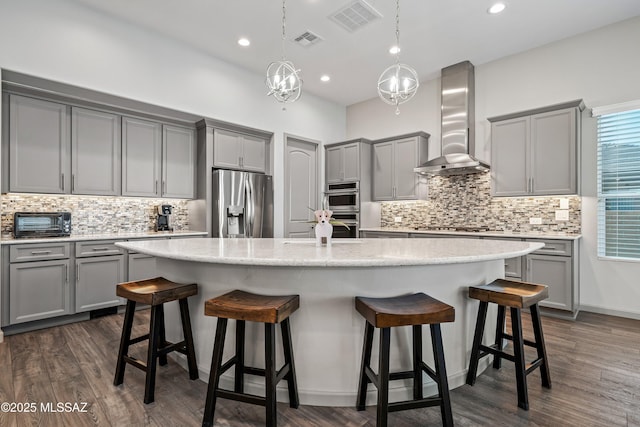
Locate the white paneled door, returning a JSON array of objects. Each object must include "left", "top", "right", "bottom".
[{"left": 284, "top": 135, "right": 318, "bottom": 238}]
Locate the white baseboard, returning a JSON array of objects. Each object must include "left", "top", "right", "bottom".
[{"left": 579, "top": 304, "right": 640, "bottom": 321}]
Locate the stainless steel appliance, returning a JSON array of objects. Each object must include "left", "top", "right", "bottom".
[
  {"left": 13, "top": 212, "right": 72, "bottom": 238},
  {"left": 331, "top": 212, "right": 359, "bottom": 238},
  {"left": 326, "top": 181, "right": 359, "bottom": 212},
  {"left": 414, "top": 61, "right": 490, "bottom": 176},
  {"left": 212, "top": 169, "right": 273, "bottom": 238},
  {"left": 156, "top": 205, "right": 173, "bottom": 231}
]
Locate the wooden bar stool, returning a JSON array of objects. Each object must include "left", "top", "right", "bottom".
[
  {"left": 466, "top": 278, "right": 551, "bottom": 410},
  {"left": 355, "top": 293, "right": 455, "bottom": 427},
  {"left": 202, "top": 290, "right": 300, "bottom": 427},
  {"left": 113, "top": 277, "right": 199, "bottom": 404}
]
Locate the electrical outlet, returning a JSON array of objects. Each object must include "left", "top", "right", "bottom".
[
  {"left": 529, "top": 217, "right": 542, "bottom": 225},
  {"left": 555, "top": 210, "right": 569, "bottom": 221},
  {"left": 394, "top": 216, "right": 402, "bottom": 223},
  {"left": 559, "top": 198, "right": 569, "bottom": 209}
]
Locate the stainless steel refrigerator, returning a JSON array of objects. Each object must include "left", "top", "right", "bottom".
[{"left": 211, "top": 169, "right": 273, "bottom": 238}]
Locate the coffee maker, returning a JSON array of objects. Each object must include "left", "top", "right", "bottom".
[{"left": 155, "top": 205, "right": 173, "bottom": 231}]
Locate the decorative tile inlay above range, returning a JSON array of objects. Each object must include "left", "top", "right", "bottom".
[{"left": 380, "top": 173, "right": 581, "bottom": 233}]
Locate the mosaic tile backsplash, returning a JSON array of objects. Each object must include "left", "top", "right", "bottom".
[
  {"left": 1, "top": 194, "right": 189, "bottom": 235},
  {"left": 380, "top": 173, "right": 581, "bottom": 233}
]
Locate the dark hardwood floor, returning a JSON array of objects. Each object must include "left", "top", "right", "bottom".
[{"left": 1, "top": 309, "right": 639, "bottom": 426}]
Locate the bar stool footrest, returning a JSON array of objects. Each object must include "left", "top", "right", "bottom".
[
  {"left": 479, "top": 344, "right": 516, "bottom": 363},
  {"left": 128, "top": 334, "right": 150, "bottom": 345},
  {"left": 123, "top": 356, "right": 147, "bottom": 372},
  {"left": 501, "top": 333, "right": 538, "bottom": 348},
  {"left": 217, "top": 389, "right": 266, "bottom": 407},
  {"left": 389, "top": 397, "right": 443, "bottom": 412},
  {"left": 157, "top": 340, "right": 186, "bottom": 356},
  {"left": 525, "top": 358, "right": 544, "bottom": 375}
]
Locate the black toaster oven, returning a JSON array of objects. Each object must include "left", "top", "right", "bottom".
[{"left": 13, "top": 212, "right": 72, "bottom": 238}]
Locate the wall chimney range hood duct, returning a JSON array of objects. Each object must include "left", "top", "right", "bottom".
[{"left": 414, "top": 61, "right": 489, "bottom": 176}]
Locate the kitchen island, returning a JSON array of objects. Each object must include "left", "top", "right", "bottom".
[{"left": 116, "top": 237, "right": 543, "bottom": 406}]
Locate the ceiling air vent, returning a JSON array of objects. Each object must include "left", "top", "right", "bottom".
[
  {"left": 294, "top": 30, "right": 323, "bottom": 48},
  {"left": 329, "top": 0, "right": 383, "bottom": 33}
]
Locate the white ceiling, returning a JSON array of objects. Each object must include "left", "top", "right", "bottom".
[{"left": 70, "top": 0, "right": 640, "bottom": 106}]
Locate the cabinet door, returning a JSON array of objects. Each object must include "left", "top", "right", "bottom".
[
  {"left": 76, "top": 255, "right": 125, "bottom": 312},
  {"left": 122, "top": 116, "right": 162, "bottom": 196},
  {"left": 326, "top": 146, "right": 344, "bottom": 183},
  {"left": 525, "top": 254, "right": 572, "bottom": 311},
  {"left": 128, "top": 253, "right": 157, "bottom": 281},
  {"left": 213, "top": 129, "right": 242, "bottom": 169},
  {"left": 241, "top": 134, "right": 267, "bottom": 173},
  {"left": 491, "top": 117, "right": 529, "bottom": 196},
  {"left": 531, "top": 108, "right": 577, "bottom": 195},
  {"left": 72, "top": 107, "right": 121, "bottom": 195},
  {"left": 342, "top": 143, "right": 360, "bottom": 181},
  {"left": 8, "top": 95, "right": 70, "bottom": 193},
  {"left": 163, "top": 125, "right": 196, "bottom": 198},
  {"left": 9, "top": 259, "right": 71, "bottom": 324},
  {"left": 372, "top": 142, "right": 394, "bottom": 200},
  {"left": 394, "top": 137, "right": 419, "bottom": 200}
]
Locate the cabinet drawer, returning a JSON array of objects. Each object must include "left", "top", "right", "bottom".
[
  {"left": 10, "top": 243, "right": 70, "bottom": 262},
  {"left": 75, "top": 240, "right": 124, "bottom": 257},
  {"left": 527, "top": 239, "right": 572, "bottom": 256}
]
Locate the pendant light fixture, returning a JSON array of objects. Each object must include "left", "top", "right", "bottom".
[
  {"left": 265, "top": 0, "right": 302, "bottom": 106},
  {"left": 377, "top": 0, "right": 419, "bottom": 114}
]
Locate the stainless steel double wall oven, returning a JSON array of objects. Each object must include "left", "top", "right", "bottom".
[{"left": 325, "top": 181, "right": 359, "bottom": 238}]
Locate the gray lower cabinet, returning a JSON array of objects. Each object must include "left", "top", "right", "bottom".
[
  {"left": 4, "top": 242, "right": 72, "bottom": 325},
  {"left": 75, "top": 240, "right": 125, "bottom": 312},
  {"left": 10, "top": 259, "right": 72, "bottom": 324},
  {"left": 71, "top": 107, "right": 121, "bottom": 195},
  {"left": 128, "top": 252, "right": 157, "bottom": 281},
  {"left": 6, "top": 94, "right": 70, "bottom": 194}
]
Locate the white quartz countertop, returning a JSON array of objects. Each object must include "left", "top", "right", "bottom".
[
  {"left": 0, "top": 230, "right": 208, "bottom": 245},
  {"left": 360, "top": 227, "right": 582, "bottom": 240},
  {"left": 116, "top": 237, "right": 544, "bottom": 267}
]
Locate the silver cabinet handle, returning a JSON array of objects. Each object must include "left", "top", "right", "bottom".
[
  {"left": 92, "top": 247, "right": 110, "bottom": 251},
  {"left": 65, "top": 264, "right": 68, "bottom": 283},
  {"left": 61, "top": 173, "right": 65, "bottom": 191},
  {"left": 72, "top": 174, "right": 75, "bottom": 192},
  {"left": 76, "top": 264, "right": 80, "bottom": 282},
  {"left": 155, "top": 180, "right": 159, "bottom": 195},
  {"left": 163, "top": 181, "right": 166, "bottom": 194},
  {"left": 30, "top": 250, "right": 52, "bottom": 255}
]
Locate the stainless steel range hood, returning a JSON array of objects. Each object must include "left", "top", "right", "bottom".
[{"left": 414, "top": 61, "right": 489, "bottom": 176}]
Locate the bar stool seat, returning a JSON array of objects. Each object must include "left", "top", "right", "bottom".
[
  {"left": 203, "top": 290, "right": 300, "bottom": 427},
  {"left": 113, "top": 277, "right": 199, "bottom": 404},
  {"left": 356, "top": 293, "right": 455, "bottom": 427},
  {"left": 466, "top": 278, "right": 551, "bottom": 410}
]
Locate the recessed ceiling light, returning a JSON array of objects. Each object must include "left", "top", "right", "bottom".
[
  {"left": 237, "top": 37, "right": 250, "bottom": 47},
  {"left": 389, "top": 45, "right": 401, "bottom": 55},
  {"left": 320, "top": 75, "right": 331, "bottom": 82},
  {"left": 488, "top": 2, "right": 506, "bottom": 14}
]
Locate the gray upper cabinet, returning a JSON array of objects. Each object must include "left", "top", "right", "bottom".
[
  {"left": 163, "top": 124, "right": 196, "bottom": 198},
  {"left": 325, "top": 141, "right": 365, "bottom": 183},
  {"left": 71, "top": 107, "right": 121, "bottom": 195},
  {"left": 7, "top": 94, "right": 70, "bottom": 193},
  {"left": 489, "top": 100, "right": 583, "bottom": 197},
  {"left": 122, "top": 116, "right": 162, "bottom": 197},
  {"left": 372, "top": 132, "right": 429, "bottom": 201},
  {"left": 213, "top": 128, "right": 268, "bottom": 173},
  {"left": 123, "top": 120, "right": 195, "bottom": 199}
]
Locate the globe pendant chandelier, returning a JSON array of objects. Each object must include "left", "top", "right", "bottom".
[
  {"left": 377, "top": 0, "right": 419, "bottom": 115},
  {"left": 265, "top": 0, "right": 302, "bottom": 106}
]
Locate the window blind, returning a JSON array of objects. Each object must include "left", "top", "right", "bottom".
[{"left": 597, "top": 107, "right": 640, "bottom": 259}]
